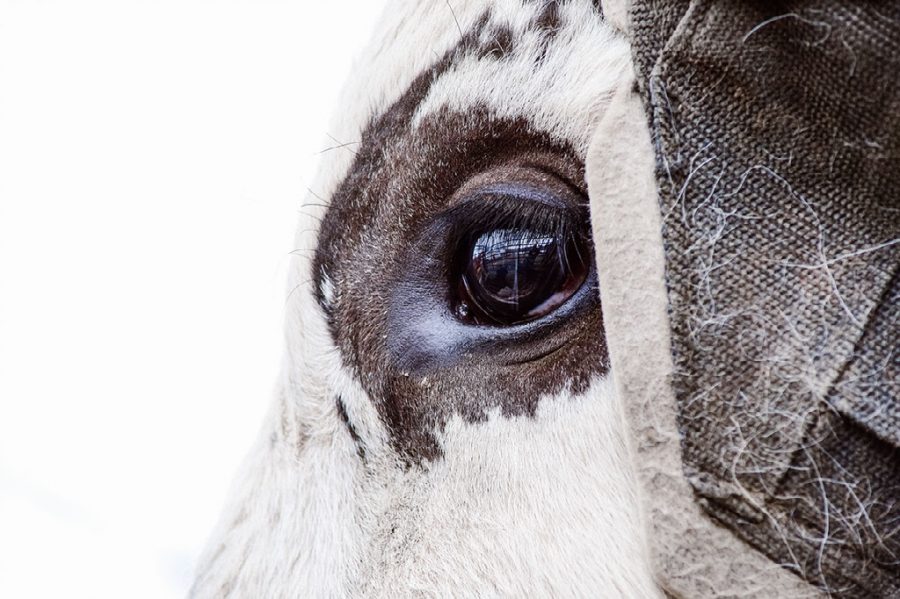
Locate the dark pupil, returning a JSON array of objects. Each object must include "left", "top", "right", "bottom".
[{"left": 458, "top": 228, "right": 586, "bottom": 325}]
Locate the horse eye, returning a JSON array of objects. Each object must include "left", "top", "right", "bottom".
[{"left": 453, "top": 227, "right": 589, "bottom": 325}]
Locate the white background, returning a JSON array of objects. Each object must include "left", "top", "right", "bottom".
[{"left": 0, "top": 1, "right": 385, "bottom": 596}]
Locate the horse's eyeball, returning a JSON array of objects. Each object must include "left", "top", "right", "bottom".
[{"left": 453, "top": 227, "right": 589, "bottom": 325}]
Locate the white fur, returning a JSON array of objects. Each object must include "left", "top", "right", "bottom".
[
  {"left": 355, "top": 379, "right": 659, "bottom": 597},
  {"left": 192, "top": 1, "right": 660, "bottom": 596}
]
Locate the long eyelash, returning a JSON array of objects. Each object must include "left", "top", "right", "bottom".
[{"left": 448, "top": 194, "right": 582, "bottom": 242}]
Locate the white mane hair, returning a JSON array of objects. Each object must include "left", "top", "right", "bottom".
[{"left": 191, "top": 1, "right": 661, "bottom": 596}]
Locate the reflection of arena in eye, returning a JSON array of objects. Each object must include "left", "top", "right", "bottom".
[{"left": 468, "top": 229, "right": 566, "bottom": 310}]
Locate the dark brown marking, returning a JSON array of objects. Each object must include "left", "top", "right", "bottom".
[
  {"left": 534, "top": 1, "right": 562, "bottom": 33},
  {"left": 532, "top": 0, "right": 563, "bottom": 65},
  {"left": 313, "top": 5, "right": 609, "bottom": 464},
  {"left": 335, "top": 396, "right": 366, "bottom": 460}
]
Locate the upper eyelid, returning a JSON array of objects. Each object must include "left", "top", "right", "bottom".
[
  {"left": 439, "top": 191, "right": 584, "bottom": 243},
  {"left": 466, "top": 182, "right": 569, "bottom": 209},
  {"left": 445, "top": 159, "right": 586, "bottom": 208}
]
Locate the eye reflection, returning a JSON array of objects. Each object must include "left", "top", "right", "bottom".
[{"left": 454, "top": 227, "right": 588, "bottom": 325}]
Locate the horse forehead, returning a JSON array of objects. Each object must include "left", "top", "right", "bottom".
[{"left": 297, "top": 0, "right": 627, "bottom": 217}]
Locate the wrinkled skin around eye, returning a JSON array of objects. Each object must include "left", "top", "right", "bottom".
[{"left": 455, "top": 227, "right": 589, "bottom": 325}]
